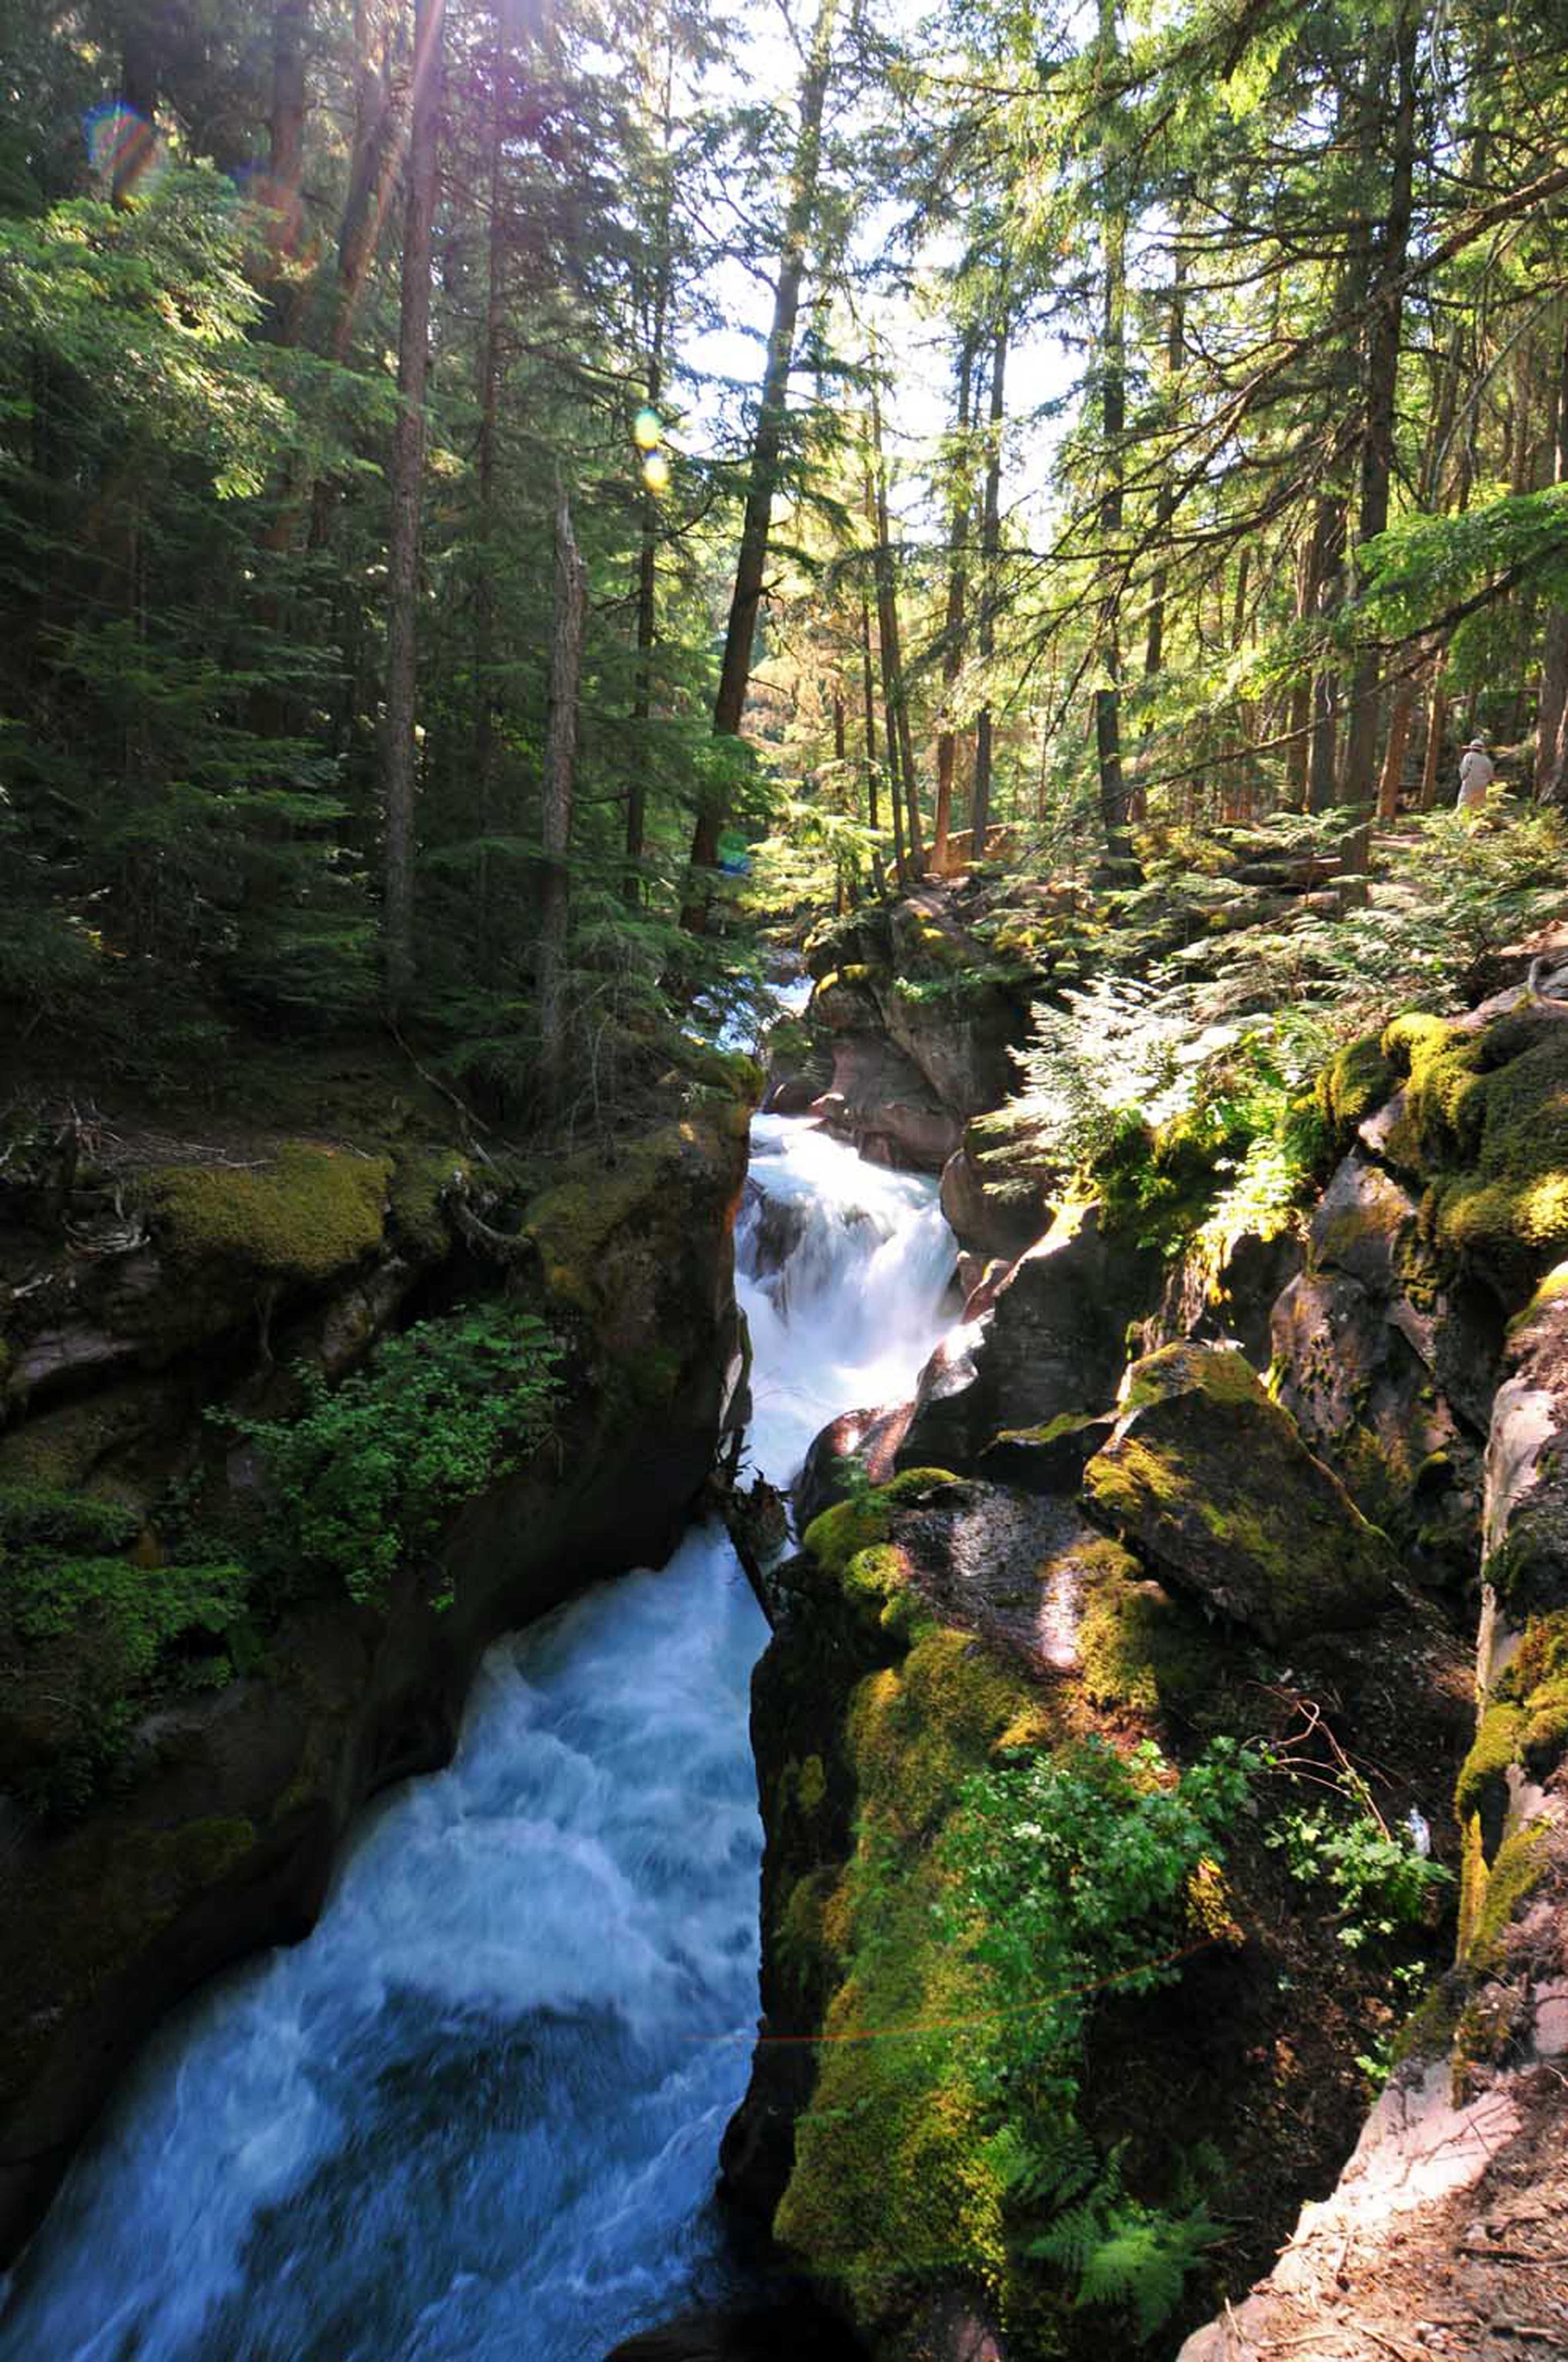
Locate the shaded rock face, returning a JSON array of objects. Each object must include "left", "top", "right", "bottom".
[
  {"left": 1483, "top": 1270, "right": 1568, "bottom": 1630},
  {"left": 811, "top": 1033, "right": 960, "bottom": 1175},
  {"left": 0, "top": 1101, "right": 753, "bottom": 2269},
  {"left": 938, "top": 1142, "right": 1051, "bottom": 1265},
  {"left": 1084, "top": 1342, "right": 1395, "bottom": 1644},
  {"left": 898, "top": 1205, "right": 1157, "bottom": 1475},
  {"left": 1141, "top": 1224, "right": 1303, "bottom": 1371},
  {"left": 1270, "top": 1149, "right": 1498, "bottom": 1591}
]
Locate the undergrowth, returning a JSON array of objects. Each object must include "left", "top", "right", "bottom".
[{"left": 229, "top": 1303, "right": 564, "bottom": 1609}]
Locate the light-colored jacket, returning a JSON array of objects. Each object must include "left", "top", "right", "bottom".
[{"left": 1458, "top": 748, "right": 1495, "bottom": 807}]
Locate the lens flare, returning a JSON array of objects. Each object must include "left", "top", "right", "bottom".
[
  {"left": 84, "top": 102, "right": 166, "bottom": 200},
  {"left": 642, "top": 451, "right": 672, "bottom": 494},
  {"left": 632, "top": 407, "right": 663, "bottom": 451}
]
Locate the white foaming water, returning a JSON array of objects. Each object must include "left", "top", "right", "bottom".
[{"left": 0, "top": 1118, "right": 954, "bottom": 2362}]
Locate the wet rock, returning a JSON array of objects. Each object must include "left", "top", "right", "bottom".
[
  {"left": 1083, "top": 1342, "right": 1396, "bottom": 1643},
  {"left": 793, "top": 1403, "right": 909, "bottom": 1527},
  {"left": 898, "top": 1204, "right": 1156, "bottom": 1474},
  {"left": 809, "top": 1034, "right": 960, "bottom": 1174},
  {"left": 761, "top": 1073, "right": 821, "bottom": 1118}
]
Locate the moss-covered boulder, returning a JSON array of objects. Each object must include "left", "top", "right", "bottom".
[
  {"left": 143, "top": 1143, "right": 391, "bottom": 1293},
  {"left": 1083, "top": 1343, "right": 1396, "bottom": 1643},
  {"left": 1380, "top": 1005, "right": 1568, "bottom": 1293}
]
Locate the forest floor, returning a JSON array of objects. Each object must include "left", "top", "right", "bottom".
[{"left": 1184, "top": 2052, "right": 1568, "bottom": 2360}]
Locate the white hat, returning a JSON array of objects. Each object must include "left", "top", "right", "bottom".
[{"left": 1467, "top": 737, "right": 1487, "bottom": 749}]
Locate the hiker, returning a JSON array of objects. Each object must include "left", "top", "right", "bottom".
[{"left": 1457, "top": 737, "right": 1495, "bottom": 810}]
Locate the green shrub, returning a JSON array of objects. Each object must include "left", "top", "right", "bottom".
[
  {"left": 232, "top": 1303, "right": 564, "bottom": 1609},
  {"left": 1264, "top": 1797, "right": 1451, "bottom": 1949},
  {"left": 942, "top": 1735, "right": 1255, "bottom": 2102}
]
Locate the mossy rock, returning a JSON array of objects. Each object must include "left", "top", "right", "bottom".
[
  {"left": 0, "top": 1377, "right": 188, "bottom": 1500},
  {"left": 1459, "top": 1612, "right": 1568, "bottom": 1832},
  {"left": 521, "top": 1124, "right": 699, "bottom": 1315},
  {"left": 801, "top": 1469, "right": 962, "bottom": 1587},
  {"left": 772, "top": 1620, "right": 1054, "bottom": 2329},
  {"left": 1462, "top": 1821, "right": 1553, "bottom": 1976},
  {"left": 1075, "top": 1532, "right": 1240, "bottom": 1721},
  {"left": 1316, "top": 1032, "right": 1398, "bottom": 1139},
  {"left": 388, "top": 1147, "right": 470, "bottom": 1261},
  {"left": 1083, "top": 1343, "right": 1394, "bottom": 1644},
  {"left": 142, "top": 1145, "right": 392, "bottom": 1289},
  {"left": 1380, "top": 1007, "right": 1568, "bottom": 1287}
]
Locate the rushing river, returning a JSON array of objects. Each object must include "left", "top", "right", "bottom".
[{"left": 0, "top": 1114, "right": 956, "bottom": 2362}]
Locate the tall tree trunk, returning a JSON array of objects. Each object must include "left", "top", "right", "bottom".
[
  {"left": 1306, "top": 492, "right": 1346, "bottom": 811},
  {"left": 683, "top": 0, "right": 838, "bottom": 925},
  {"left": 869, "top": 458, "right": 909, "bottom": 882},
  {"left": 1142, "top": 245, "right": 1186, "bottom": 680},
  {"left": 333, "top": 3, "right": 407, "bottom": 364},
  {"left": 1340, "top": 4, "right": 1418, "bottom": 809},
  {"left": 382, "top": 0, "right": 445, "bottom": 1009},
  {"left": 1093, "top": 26, "right": 1131, "bottom": 862},
  {"left": 1420, "top": 660, "right": 1448, "bottom": 809},
  {"left": 472, "top": 0, "right": 513, "bottom": 956},
  {"left": 1535, "top": 317, "right": 1568, "bottom": 803},
  {"left": 626, "top": 26, "right": 677, "bottom": 904},
  {"left": 933, "top": 330, "right": 978, "bottom": 872},
  {"left": 265, "top": 1, "right": 309, "bottom": 341},
  {"left": 538, "top": 491, "right": 587, "bottom": 1112},
  {"left": 860, "top": 592, "right": 880, "bottom": 831},
  {"left": 972, "top": 317, "right": 1008, "bottom": 858},
  {"left": 1377, "top": 679, "right": 1415, "bottom": 820},
  {"left": 871, "top": 386, "right": 924, "bottom": 875}
]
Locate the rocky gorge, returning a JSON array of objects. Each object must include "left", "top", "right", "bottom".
[
  {"left": 718, "top": 886, "right": 1568, "bottom": 2359},
  {"left": 2, "top": 865, "right": 1567, "bottom": 2362},
  {"left": 0, "top": 1067, "right": 754, "bottom": 2279}
]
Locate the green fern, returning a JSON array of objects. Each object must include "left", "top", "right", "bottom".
[
  {"left": 1028, "top": 2142, "right": 1225, "bottom": 2345},
  {"left": 983, "top": 2116, "right": 1098, "bottom": 2211}
]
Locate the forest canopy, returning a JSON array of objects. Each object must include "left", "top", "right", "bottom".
[{"left": 2, "top": 0, "right": 1566, "bottom": 1121}]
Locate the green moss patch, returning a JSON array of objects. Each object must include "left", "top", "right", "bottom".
[
  {"left": 1075, "top": 1534, "right": 1237, "bottom": 1721},
  {"left": 801, "top": 1469, "right": 961, "bottom": 1585},
  {"left": 388, "top": 1148, "right": 469, "bottom": 1260},
  {"left": 1316, "top": 1033, "right": 1398, "bottom": 1138},
  {"left": 774, "top": 1622, "right": 1054, "bottom": 2326},
  {"left": 144, "top": 1145, "right": 391, "bottom": 1286},
  {"left": 1380, "top": 1009, "right": 1568, "bottom": 1285},
  {"left": 1084, "top": 1346, "right": 1393, "bottom": 1644}
]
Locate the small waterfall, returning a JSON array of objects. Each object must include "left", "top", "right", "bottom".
[{"left": 0, "top": 1119, "right": 954, "bottom": 2362}]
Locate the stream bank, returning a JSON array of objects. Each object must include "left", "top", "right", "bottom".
[
  {"left": 721, "top": 892, "right": 1568, "bottom": 2360},
  {"left": 0, "top": 1075, "right": 753, "bottom": 2274}
]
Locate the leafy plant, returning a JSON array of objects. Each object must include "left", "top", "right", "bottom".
[
  {"left": 1265, "top": 1799, "right": 1452, "bottom": 1950},
  {"left": 941, "top": 1734, "right": 1256, "bottom": 2100},
  {"left": 231, "top": 1305, "right": 564, "bottom": 1610},
  {"left": 1028, "top": 2141, "right": 1227, "bottom": 2342}
]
